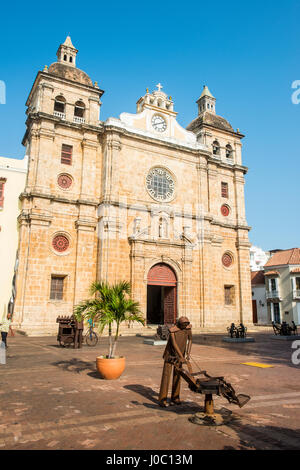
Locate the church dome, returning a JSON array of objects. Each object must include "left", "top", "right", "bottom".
[
  {"left": 187, "top": 111, "right": 234, "bottom": 133},
  {"left": 48, "top": 62, "right": 93, "bottom": 87}
]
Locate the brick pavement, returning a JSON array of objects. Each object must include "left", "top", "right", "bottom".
[{"left": 0, "top": 332, "right": 300, "bottom": 450}]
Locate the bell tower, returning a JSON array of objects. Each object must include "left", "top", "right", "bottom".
[
  {"left": 56, "top": 35, "right": 78, "bottom": 67},
  {"left": 196, "top": 85, "right": 216, "bottom": 115}
]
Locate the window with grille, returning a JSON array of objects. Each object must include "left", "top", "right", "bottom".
[
  {"left": 61, "top": 144, "right": 73, "bottom": 165},
  {"left": 50, "top": 276, "right": 65, "bottom": 300},
  {"left": 221, "top": 182, "right": 228, "bottom": 198},
  {"left": 0, "top": 179, "right": 6, "bottom": 208},
  {"left": 224, "top": 285, "right": 235, "bottom": 305}
]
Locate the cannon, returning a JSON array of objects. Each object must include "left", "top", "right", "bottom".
[{"left": 169, "top": 356, "right": 250, "bottom": 425}]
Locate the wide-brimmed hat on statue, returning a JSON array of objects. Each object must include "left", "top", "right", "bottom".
[{"left": 178, "top": 316, "right": 190, "bottom": 324}]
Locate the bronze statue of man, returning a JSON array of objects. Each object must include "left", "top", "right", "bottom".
[{"left": 158, "top": 316, "right": 192, "bottom": 407}]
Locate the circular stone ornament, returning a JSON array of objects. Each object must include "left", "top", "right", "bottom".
[
  {"left": 52, "top": 235, "right": 70, "bottom": 253},
  {"left": 221, "top": 204, "right": 230, "bottom": 216},
  {"left": 58, "top": 174, "right": 72, "bottom": 189},
  {"left": 146, "top": 167, "right": 175, "bottom": 202},
  {"left": 222, "top": 252, "right": 233, "bottom": 268}
]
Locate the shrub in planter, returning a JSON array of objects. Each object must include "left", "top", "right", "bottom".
[{"left": 74, "top": 281, "right": 144, "bottom": 379}]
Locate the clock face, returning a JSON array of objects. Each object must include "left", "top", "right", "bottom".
[
  {"left": 146, "top": 167, "right": 175, "bottom": 202},
  {"left": 152, "top": 114, "right": 167, "bottom": 133}
]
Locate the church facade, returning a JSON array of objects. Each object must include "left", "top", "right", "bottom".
[{"left": 12, "top": 37, "right": 252, "bottom": 335}]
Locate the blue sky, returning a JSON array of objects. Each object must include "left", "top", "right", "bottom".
[{"left": 0, "top": 0, "right": 299, "bottom": 251}]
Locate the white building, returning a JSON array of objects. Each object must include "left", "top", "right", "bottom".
[
  {"left": 0, "top": 156, "right": 28, "bottom": 321},
  {"left": 251, "top": 270, "right": 268, "bottom": 324},
  {"left": 264, "top": 248, "right": 300, "bottom": 325}
]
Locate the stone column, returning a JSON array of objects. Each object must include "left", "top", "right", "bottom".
[
  {"left": 14, "top": 211, "right": 53, "bottom": 333},
  {"left": 73, "top": 218, "right": 97, "bottom": 305},
  {"left": 80, "top": 137, "right": 99, "bottom": 201}
]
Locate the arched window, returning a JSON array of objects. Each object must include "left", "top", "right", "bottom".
[
  {"left": 226, "top": 144, "right": 233, "bottom": 159},
  {"left": 212, "top": 140, "right": 220, "bottom": 156},
  {"left": 63, "top": 54, "right": 67, "bottom": 61},
  {"left": 69, "top": 56, "right": 73, "bottom": 63},
  {"left": 54, "top": 95, "right": 66, "bottom": 117},
  {"left": 74, "top": 101, "right": 85, "bottom": 123}
]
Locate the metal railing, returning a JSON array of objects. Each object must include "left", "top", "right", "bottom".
[
  {"left": 293, "top": 289, "right": 300, "bottom": 299},
  {"left": 266, "top": 290, "right": 280, "bottom": 299}
]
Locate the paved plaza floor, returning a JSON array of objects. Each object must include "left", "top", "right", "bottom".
[{"left": 0, "top": 332, "right": 300, "bottom": 450}]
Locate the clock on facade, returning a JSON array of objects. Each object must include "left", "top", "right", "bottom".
[
  {"left": 146, "top": 167, "right": 175, "bottom": 202},
  {"left": 151, "top": 114, "right": 167, "bottom": 132}
]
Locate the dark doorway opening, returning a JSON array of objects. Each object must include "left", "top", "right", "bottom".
[
  {"left": 147, "top": 285, "right": 163, "bottom": 324},
  {"left": 252, "top": 300, "right": 258, "bottom": 324},
  {"left": 146, "top": 285, "right": 176, "bottom": 325},
  {"left": 146, "top": 263, "right": 177, "bottom": 325}
]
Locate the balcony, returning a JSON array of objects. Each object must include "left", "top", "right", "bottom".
[
  {"left": 53, "top": 111, "right": 65, "bottom": 120},
  {"left": 266, "top": 290, "right": 281, "bottom": 300},
  {"left": 73, "top": 116, "right": 85, "bottom": 124},
  {"left": 293, "top": 289, "right": 300, "bottom": 300}
]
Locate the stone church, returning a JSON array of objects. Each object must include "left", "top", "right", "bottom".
[{"left": 12, "top": 37, "right": 252, "bottom": 335}]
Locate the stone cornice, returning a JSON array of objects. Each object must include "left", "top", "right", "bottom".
[
  {"left": 18, "top": 210, "right": 53, "bottom": 226},
  {"left": 128, "top": 236, "right": 189, "bottom": 249},
  {"left": 210, "top": 219, "right": 251, "bottom": 231},
  {"left": 75, "top": 218, "right": 97, "bottom": 231},
  {"left": 236, "top": 240, "right": 252, "bottom": 249},
  {"left": 19, "top": 191, "right": 99, "bottom": 207},
  {"left": 104, "top": 121, "right": 210, "bottom": 156},
  {"left": 22, "top": 112, "right": 104, "bottom": 146},
  {"left": 207, "top": 156, "right": 248, "bottom": 174}
]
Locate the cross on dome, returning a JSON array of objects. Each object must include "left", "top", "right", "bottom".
[{"left": 156, "top": 83, "right": 163, "bottom": 92}]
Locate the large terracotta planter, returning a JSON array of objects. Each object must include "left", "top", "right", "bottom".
[{"left": 96, "top": 355, "right": 126, "bottom": 380}]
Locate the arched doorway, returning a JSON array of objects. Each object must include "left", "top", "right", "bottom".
[{"left": 147, "top": 263, "right": 177, "bottom": 325}]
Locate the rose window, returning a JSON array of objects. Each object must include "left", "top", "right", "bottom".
[
  {"left": 221, "top": 204, "right": 230, "bottom": 216},
  {"left": 58, "top": 174, "right": 72, "bottom": 189},
  {"left": 222, "top": 252, "right": 233, "bottom": 268},
  {"left": 52, "top": 235, "right": 69, "bottom": 252}
]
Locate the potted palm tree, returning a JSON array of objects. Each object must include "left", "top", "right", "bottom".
[{"left": 74, "top": 281, "right": 144, "bottom": 379}]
